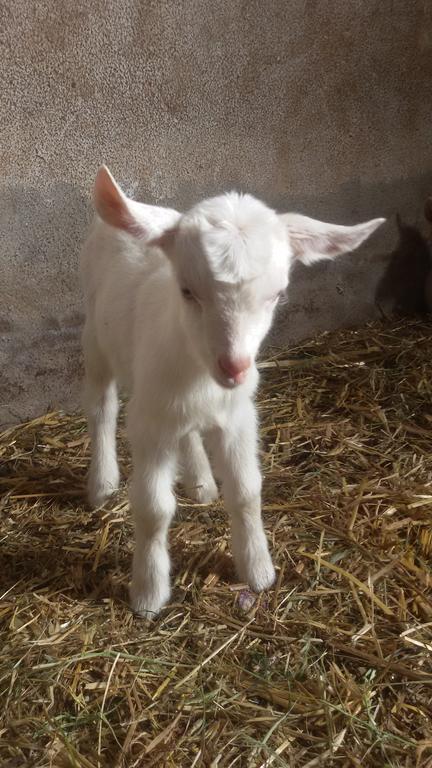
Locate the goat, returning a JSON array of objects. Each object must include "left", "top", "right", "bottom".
[{"left": 80, "top": 166, "right": 384, "bottom": 617}]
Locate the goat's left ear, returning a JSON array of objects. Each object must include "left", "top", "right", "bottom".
[{"left": 280, "top": 213, "right": 386, "bottom": 265}]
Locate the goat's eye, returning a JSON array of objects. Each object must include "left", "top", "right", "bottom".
[{"left": 181, "top": 287, "right": 196, "bottom": 301}]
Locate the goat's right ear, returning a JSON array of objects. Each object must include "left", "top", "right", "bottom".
[
  {"left": 93, "top": 166, "right": 147, "bottom": 238},
  {"left": 280, "top": 213, "right": 385, "bottom": 265}
]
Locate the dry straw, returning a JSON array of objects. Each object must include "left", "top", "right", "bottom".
[{"left": 1, "top": 317, "right": 431, "bottom": 767}]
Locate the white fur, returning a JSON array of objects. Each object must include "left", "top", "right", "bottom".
[{"left": 81, "top": 166, "right": 384, "bottom": 617}]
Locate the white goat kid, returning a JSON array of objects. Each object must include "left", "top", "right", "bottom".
[{"left": 81, "top": 166, "right": 384, "bottom": 617}]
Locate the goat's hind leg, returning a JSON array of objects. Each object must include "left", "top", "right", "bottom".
[
  {"left": 179, "top": 431, "right": 218, "bottom": 503},
  {"left": 82, "top": 323, "right": 120, "bottom": 507}
]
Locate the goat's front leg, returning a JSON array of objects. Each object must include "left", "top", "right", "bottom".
[
  {"left": 208, "top": 400, "right": 275, "bottom": 592},
  {"left": 129, "top": 438, "right": 178, "bottom": 618}
]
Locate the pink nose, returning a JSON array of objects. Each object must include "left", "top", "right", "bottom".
[{"left": 218, "top": 354, "right": 251, "bottom": 384}]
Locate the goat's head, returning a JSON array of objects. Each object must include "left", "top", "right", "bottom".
[{"left": 93, "top": 166, "right": 385, "bottom": 388}]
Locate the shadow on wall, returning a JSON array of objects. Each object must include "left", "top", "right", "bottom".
[
  {"left": 0, "top": 182, "right": 90, "bottom": 331},
  {"left": 375, "top": 204, "right": 432, "bottom": 318},
  {"left": 0, "top": 182, "right": 90, "bottom": 425}
]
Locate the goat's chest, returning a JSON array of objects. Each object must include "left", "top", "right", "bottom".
[
  {"left": 173, "top": 380, "right": 233, "bottom": 432},
  {"left": 134, "top": 368, "right": 257, "bottom": 436}
]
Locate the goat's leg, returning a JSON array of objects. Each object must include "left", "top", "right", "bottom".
[
  {"left": 208, "top": 401, "right": 275, "bottom": 592},
  {"left": 179, "top": 431, "right": 218, "bottom": 503},
  {"left": 82, "top": 323, "right": 120, "bottom": 507},
  {"left": 128, "top": 425, "right": 178, "bottom": 618}
]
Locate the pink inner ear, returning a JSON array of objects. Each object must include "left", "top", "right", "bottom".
[
  {"left": 93, "top": 167, "right": 145, "bottom": 237},
  {"left": 98, "top": 192, "right": 132, "bottom": 231},
  {"left": 288, "top": 232, "right": 319, "bottom": 261},
  {"left": 292, "top": 231, "right": 361, "bottom": 260}
]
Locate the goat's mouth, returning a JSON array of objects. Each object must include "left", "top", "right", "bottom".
[{"left": 213, "top": 370, "right": 248, "bottom": 389}]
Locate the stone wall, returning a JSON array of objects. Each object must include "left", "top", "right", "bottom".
[{"left": 1, "top": 0, "right": 431, "bottom": 423}]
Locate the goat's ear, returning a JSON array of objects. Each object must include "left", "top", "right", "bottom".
[
  {"left": 148, "top": 227, "right": 178, "bottom": 252},
  {"left": 93, "top": 165, "right": 147, "bottom": 238},
  {"left": 280, "top": 213, "right": 385, "bottom": 265}
]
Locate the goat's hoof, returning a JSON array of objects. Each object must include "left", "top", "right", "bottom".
[
  {"left": 240, "top": 553, "right": 276, "bottom": 593},
  {"left": 129, "top": 583, "right": 170, "bottom": 619},
  {"left": 189, "top": 478, "right": 219, "bottom": 504},
  {"left": 249, "top": 564, "right": 276, "bottom": 593},
  {"left": 87, "top": 470, "right": 120, "bottom": 508}
]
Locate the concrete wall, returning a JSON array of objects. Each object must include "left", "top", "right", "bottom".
[{"left": 1, "top": 0, "right": 432, "bottom": 424}]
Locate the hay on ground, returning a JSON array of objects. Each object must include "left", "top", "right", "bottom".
[{"left": 1, "top": 317, "right": 432, "bottom": 767}]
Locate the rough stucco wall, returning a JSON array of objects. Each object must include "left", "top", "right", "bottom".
[{"left": 1, "top": 0, "right": 432, "bottom": 424}]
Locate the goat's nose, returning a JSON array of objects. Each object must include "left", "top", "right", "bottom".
[{"left": 218, "top": 354, "right": 251, "bottom": 384}]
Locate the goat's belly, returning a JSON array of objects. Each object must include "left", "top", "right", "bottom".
[{"left": 96, "top": 314, "right": 133, "bottom": 390}]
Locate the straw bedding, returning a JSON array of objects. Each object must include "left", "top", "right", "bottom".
[{"left": 1, "top": 318, "right": 431, "bottom": 767}]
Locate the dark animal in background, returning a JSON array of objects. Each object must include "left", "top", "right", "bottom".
[
  {"left": 425, "top": 196, "right": 432, "bottom": 234},
  {"left": 375, "top": 208, "right": 432, "bottom": 317},
  {"left": 424, "top": 197, "right": 432, "bottom": 311}
]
